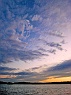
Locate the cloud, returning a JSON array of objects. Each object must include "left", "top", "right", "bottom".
[
  {"left": 46, "top": 42, "right": 63, "bottom": 50},
  {"left": 0, "top": 0, "right": 70, "bottom": 64},
  {"left": 15, "top": 71, "right": 37, "bottom": 76},
  {"left": 0, "top": 68, "right": 37, "bottom": 77},
  {"left": 26, "top": 64, "right": 48, "bottom": 73},
  {"left": 0, "top": 59, "right": 71, "bottom": 82},
  {"left": 19, "top": 59, "right": 71, "bottom": 82},
  {"left": 0, "top": 66, "right": 17, "bottom": 71},
  {"left": 0, "top": 0, "right": 47, "bottom": 64},
  {"left": 38, "top": 48, "right": 56, "bottom": 54},
  {"left": 38, "top": 39, "right": 63, "bottom": 51},
  {"left": 32, "top": 15, "right": 42, "bottom": 21},
  {"left": 40, "top": 59, "right": 71, "bottom": 78},
  {"left": 48, "top": 59, "right": 71, "bottom": 71},
  {"left": 0, "top": 46, "right": 48, "bottom": 63},
  {"left": 0, "top": 64, "right": 47, "bottom": 81},
  {"left": 46, "top": 31, "right": 64, "bottom": 38},
  {"left": 0, "top": 66, "right": 18, "bottom": 75}
]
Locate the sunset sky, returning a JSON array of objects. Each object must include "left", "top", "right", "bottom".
[{"left": 0, "top": 0, "right": 71, "bottom": 82}]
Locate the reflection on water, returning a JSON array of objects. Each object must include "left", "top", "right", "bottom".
[{"left": 0, "top": 84, "right": 71, "bottom": 95}]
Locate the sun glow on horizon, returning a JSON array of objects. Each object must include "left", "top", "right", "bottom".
[{"left": 39, "top": 76, "right": 71, "bottom": 83}]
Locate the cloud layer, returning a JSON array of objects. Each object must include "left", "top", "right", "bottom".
[
  {"left": 0, "top": 59, "right": 71, "bottom": 82},
  {"left": 0, "top": 0, "right": 69, "bottom": 64},
  {"left": 0, "top": 0, "right": 71, "bottom": 82}
]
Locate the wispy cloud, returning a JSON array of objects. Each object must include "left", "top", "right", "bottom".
[{"left": 0, "top": 0, "right": 70, "bottom": 65}]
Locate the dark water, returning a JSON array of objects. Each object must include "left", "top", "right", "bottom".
[{"left": 0, "top": 84, "right": 71, "bottom": 95}]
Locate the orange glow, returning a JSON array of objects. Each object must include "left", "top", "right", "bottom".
[
  {"left": 39, "top": 76, "right": 71, "bottom": 82},
  {"left": 0, "top": 75, "right": 16, "bottom": 79}
]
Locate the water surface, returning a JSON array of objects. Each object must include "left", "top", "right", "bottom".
[{"left": 0, "top": 84, "right": 71, "bottom": 95}]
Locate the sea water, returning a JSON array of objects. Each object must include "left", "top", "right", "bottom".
[{"left": 0, "top": 84, "right": 71, "bottom": 95}]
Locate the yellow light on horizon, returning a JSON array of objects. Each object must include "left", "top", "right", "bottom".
[{"left": 39, "top": 76, "right": 71, "bottom": 83}]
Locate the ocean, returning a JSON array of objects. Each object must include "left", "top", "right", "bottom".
[{"left": 0, "top": 84, "right": 71, "bottom": 95}]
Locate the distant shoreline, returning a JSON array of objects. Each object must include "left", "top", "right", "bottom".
[{"left": 0, "top": 81, "right": 71, "bottom": 84}]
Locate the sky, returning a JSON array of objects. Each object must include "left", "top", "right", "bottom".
[{"left": 0, "top": 0, "right": 71, "bottom": 82}]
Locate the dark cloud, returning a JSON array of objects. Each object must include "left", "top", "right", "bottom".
[
  {"left": 46, "top": 42, "right": 63, "bottom": 50},
  {"left": 0, "top": 72, "right": 13, "bottom": 75},
  {"left": 15, "top": 71, "right": 37, "bottom": 76},
  {"left": 36, "top": 59, "right": 71, "bottom": 79},
  {"left": 39, "top": 48, "right": 56, "bottom": 54},
  {"left": 0, "top": 47, "right": 48, "bottom": 63},
  {"left": 47, "top": 31, "right": 64, "bottom": 38},
  {"left": 48, "top": 59, "right": 71, "bottom": 71},
  {"left": 0, "top": 66, "right": 17, "bottom": 75},
  {"left": 0, "top": 66, "right": 17, "bottom": 71},
  {"left": 0, "top": 69, "right": 37, "bottom": 76},
  {"left": 38, "top": 39, "right": 63, "bottom": 51}
]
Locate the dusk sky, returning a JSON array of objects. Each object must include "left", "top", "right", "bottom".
[{"left": 0, "top": 0, "right": 71, "bottom": 82}]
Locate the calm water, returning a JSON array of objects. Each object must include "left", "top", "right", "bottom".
[{"left": 0, "top": 84, "right": 71, "bottom": 95}]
